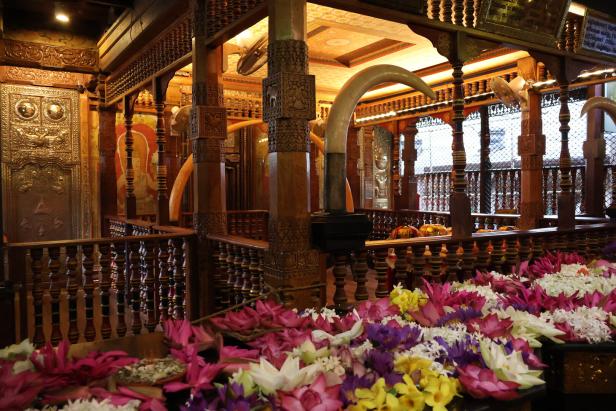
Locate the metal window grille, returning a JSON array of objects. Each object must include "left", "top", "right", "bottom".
[{"left": 605, "top": 131, "right": 616, "bottom": 209}]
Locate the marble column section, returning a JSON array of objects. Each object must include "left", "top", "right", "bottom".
[
  {"left": 262, "top": 0, "right": 320, "bottom": 309},
  {"left": 583, "top": 84, "right": 605, "bottom": 217},
  {"left": 479, "top": 105, "right": 492, "bottom": 214},
  {"left": 450, "top": 59, "right": 473, "bottom": 238}
]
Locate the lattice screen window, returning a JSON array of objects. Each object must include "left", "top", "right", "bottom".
[
  {"left": 605, "top": 131, "right": 616, "bottom": 209},
  {"left": 463, "top": 111, "right": 481, "bottom": 212},
  {"left": 487, "top": 103, "right": 521, "bottom": 214},
  {"left": 541, "top": 88, "right": 587, "bottom": 215},
  {"left": 415, "top": 117, "right": 452, "bottom": 211}
]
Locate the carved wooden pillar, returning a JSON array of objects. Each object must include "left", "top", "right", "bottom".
[
  {"left": 191, "top": 0, "right": 228, "bottom": 315},
  {"left": 123, "top": 94, "right": 138, "bottom": 219},
  {"left": 400, "top": 120, "right": 418, "bottom": 210},
  {"left": 450, "top": 58, "right": 473, "bottom": 238},
  {"left": 583, "top": 84, "right": 606, "bottom": 216},
  {"left": 557, "top": 82, "right": 575, "bottom": 229},
  {"left": 516, "top": 57, "right": 545, "bottom": 229},
  {"left": 97, "top": 77, "right": 118, "bottom": 235},
  {"left": 263, "top": 0, "right": 320, "bottom": 309},
  {"left": 479, "top": 105, "right": 492, "bottom": 213},
  {"left": 153, "top": 75, "right": 173, "bottom": 226}
]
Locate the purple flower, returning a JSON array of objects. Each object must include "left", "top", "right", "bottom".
[
  {"left": 183, "top": 383, "right": 263, "bottom": 411},
  {"left": 365, "top": 349, "right": 403, "bottom": 386},
  {"left": 435, "top": 307, "right": 483, "bottom": 326},
  {"left": 365, "top": 323, "right": 421, "bottom": 350},
  {"left": 435, "top": 336, "right": 482, "bottom": 369},
  {"left": 340, "top": 374, "right": 375, "bottom": 406}
]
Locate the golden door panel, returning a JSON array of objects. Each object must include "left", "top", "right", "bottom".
[{"left": 1, "top": 84, "right": 82, "bottom": 242}]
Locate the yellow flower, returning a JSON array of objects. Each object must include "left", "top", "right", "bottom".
[
  {"left": 350, "top": 378, "right": 401, "bottom": 411},
  {"left": 390, "top": 285, "right": 427, "bottom": 313},
  {"left": 421, "top": 374, "right": 460, "bottom": 411},
  {"left": 394, "top": 356, "right": 433, "bottom": 376},
  {"left": 394, "top": 374, "right": 426, "bottom": 411}
]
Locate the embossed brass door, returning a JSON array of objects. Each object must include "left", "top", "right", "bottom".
[{"left": 1, "top": 84, "right": 83, "bottom": 242}]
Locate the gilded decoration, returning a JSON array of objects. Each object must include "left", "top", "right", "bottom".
[
  {"left": 1, "top": 38, "right": 98, "bottom": 72},
  {"left": 1, "top": 84, "right": 84, "bottom": 242}
]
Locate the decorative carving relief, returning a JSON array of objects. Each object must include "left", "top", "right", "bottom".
[
  {"left": 0, "top": 66, "right": 85, "bottom": 86},
  {"left": 1, "top": 84, "right": 84, "bottom": 242},
  {"left": 372, "top": 126, "right": 392, "bottom": 209},
  {"left": 1, "top": 39, "right": 97, "bottom": 72}
]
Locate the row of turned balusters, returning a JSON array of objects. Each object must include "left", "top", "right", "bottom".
[
  {"left": 28, "top": 237, "right": 188, "bottom": 347},
  {"left": 211, "top": 242, "right": 266, "bottom": 310},
  {"left": 332, "top": 227, "right": 614, "bottom": 307}
]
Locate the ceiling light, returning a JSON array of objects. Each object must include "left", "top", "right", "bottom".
[
  {"left": 568, "top": 2, "right": 586, "bottom": 16},
  {"left": 55, "top": 12, "right": 70, "bottom": 22}
]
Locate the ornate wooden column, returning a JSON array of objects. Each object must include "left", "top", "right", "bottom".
[
  {"left": 263, "top": 0, "right": 320, "bottom": 308},
  {"left": 450, "top": 55, "right": 473, "bottom": 238},
  {"left": 517, "top": 57, "right": 544, "bottom": 229},
  {"left": 153, "top": 75, "right": 173, "bottom": 226},
  {"left": 97, "top": 77, "right": 118, "bottom": 234},
  {"left": 123, "top": 94, "right": 138, "bottom": 219},
  {"left": 190, "top": 0, "right": 228, "bottom": 315},
  {"left": 557, "top": 81, "right": 575, "bottom": 229},
  {"left": 479, "top": 105, "right": 492, "bottom": 213},
  {"left": 583, "top": 84, "right": 605, "bottom": 216},
  {"left": 400, "top": 120, "right": 418, "bottom": 210}
]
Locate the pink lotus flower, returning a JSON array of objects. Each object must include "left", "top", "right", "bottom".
[
  {"left": 163, "top": 319, "right": 218, "bottom": 363},
  {"left": 209, "top": 307, "right": 261, "bottom": 332},
  {"left": 467, "top": 313, "right": 513, "bottom": 338},
  {"left": 255, "top": 300, "right": 311, "bottom": 329},
  {"left": 0, "top": 359, "right": 43, "bottom": 411},
  {"left": 553, "top": 322, "right": 584, "bottom": 342},
  {"left": 249, "top": 329, "right": 312, "bottom": 368},
  {"left": 409, "top": 300, "right": 444, "bottom": 326},
  {"left": 522, "top": 252, "right": 586, "bottom": 279},
  {"left": 457, "top": 364, "right": 520, "bottom": 400},
  {"left": 91, "top": 386, "right": 167, "bottom": 411},
  {"left": 279, "top": 374, "right": 342, "bottom": 411},
  {"left": 509, "top": 338, "right": 546, "bottom": 369},
  {"left": 164, "top": 351, "right": 225, "bottom": 395},
  {"left": 356, "top": 298, "right": 400, "bottom": 322},
  {"left": 421, "top": 279, "right": 485, "bottom": 311}
]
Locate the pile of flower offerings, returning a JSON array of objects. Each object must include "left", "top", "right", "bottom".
[{"left": 1, "top": 252, "right": 615, "bottom": 410}]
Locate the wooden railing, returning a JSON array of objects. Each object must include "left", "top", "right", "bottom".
[
  {"left": 5, "top": 230, "right": 197, "bottom": 347},
  {"left": 330, "top": 223, "right": 616, "bottom": 307},
  {"left": 417, "top": 165, "right": 586, "bottom": 215},
  {"left": 206, "top": 234, "right": 268, "bottom": 311}
]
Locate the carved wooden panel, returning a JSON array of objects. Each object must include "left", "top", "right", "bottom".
[{"left": 1, "top": 84, "right": 83, "bottom": 242}]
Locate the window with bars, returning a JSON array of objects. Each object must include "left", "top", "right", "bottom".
[
  {"left": 541, "top": 88, "right": 587, "bottom": 214},
  {"left": 413, "top": 88, "right": 590, "bottom": 215}
]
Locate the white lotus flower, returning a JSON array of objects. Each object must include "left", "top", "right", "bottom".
[
  {"left": 312, "top": 319, "right": 364, "bottom": 346},
  {"left": 290, "top": 338, "right": 330, "bottom": 364},
  {"left": 479, "top": 339, "right": 545, "bottom": 389},
  {"left": 496, "top": 307, "right": 564, "bottom": 347},
  {"left": 248, "top": 355, "right": 320, "bottom": 394},
  {"left": 0, "top": 339, "right": 34, "bottom": 360}
]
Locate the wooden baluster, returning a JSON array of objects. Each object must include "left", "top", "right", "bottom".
[
  {"left": 504, "top": 236, "right": 518, "bottom": 274},
  {"left": 140, "top": 240, "right": 156, "bottom": 332},
  {"left": 428, "top": 243, "right": 443, "bottom": 283},
  {"left": 464, "top": 0, "right": 475, "bottom": 27},
  {"left": 353, "top": 249, "right": 369, "bottom": 301},
  {"left": 47, "top": 247, "right": 62, "bottom": 345},
  {"left": 394, "top": 247, "right": 408, "bottom": 288},
  {"left": 128, "top": 241, "right": 142, "bottom": 335},
  {"left": 210, "top": 240, "right": 222, "bottom": 309},
  {"left": 171, "top": 238, "right": 185, "bottom": 320},
  {"left": 218, "top": 242, "right": 230, "bottom": 307},
  {"left": 411, "top": 245, "right": 426, "bottom": 288},
  {"left": 374, "top": 248, "right": 389, "bottom": 298},
  {"left": 65, "top": 245, "right": 79, "bottom": 343},
  {"left": 241, "top": 247, "right": 251, "bottom": 302},
  {"left": 575, "top": 231, "right": 588, "bottom": 259},
  {"left": 82, "top": 244, "right": 96, "bottom": 341},
  {"left": 233, "top": 245, "right": 244, "bottom": 305},
  {"left": 532, "top": 236, "right": 544, "bottom": 259},
  {"left": 542, "top": 169, "right": 549, "bottom": 214},
  {"left": 158, "top": 239, "right": 170, "bottom": 324},
  {"left": 440, "top": 0, "right": 452, "bottom": 23},
  {"left": 258, "top": 250, "right": 266, "bottom": 296},
  {"left": 461, "top": 240, "right": 475, "bottom": 280},
  {"left": 226, "top": 243, "right": 236, "bottom": 305},
  {"left": 333, "top": 252, "right": 349, "bottom": 308},
  {"left": 598, "top": 229, "right": 609, "bottom": 251},
  {"left": 428, "top": 0, "right": 441, "bottom": 20},
  {"left": 518, "top": 236, "right": 532, "bottom": 263},
  {"left": 111, "top": 241, "right": 127, "bottom": 337},
  {"left": 490, "top": 238, "right": 504, "bottom": 273},
  {"left": 476, "top": 239, "right": 490, "bottom": 272},
  {"left": 444, "top": 242, "right": 459, "bottom": 282},
  {"left": 249, "top": 248, "right": 261, "bottom": 299},
  {"left": 509, "top": 169, "right": 515, "bottom": 209},
  {"left": 587, "top": 231, "right": 600, "bottom": 259},
  {"left": 30, "top": 248, "right": 45, "bottom": 346},
  {"left": 99, "top": 243, "right": 112, "bottom": 340}
]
